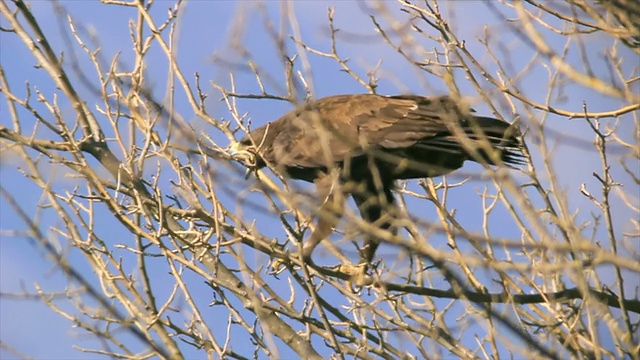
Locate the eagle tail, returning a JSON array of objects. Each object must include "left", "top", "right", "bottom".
[
  {"left": 465, "top": 116, "right": 524, "bottom": 166},
  {"left": 411, "top": 116, "right": 524, "bottom": 167}
]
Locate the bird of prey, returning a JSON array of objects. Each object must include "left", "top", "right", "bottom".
[{"left": 230, "top": 94, "right": 523, "bottom": 267}]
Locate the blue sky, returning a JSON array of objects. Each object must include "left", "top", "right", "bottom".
[{"left": 1, "top": 1, "right": 638, "bottom": 359}]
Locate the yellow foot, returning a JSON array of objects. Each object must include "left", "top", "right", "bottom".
[
  {"left": 268, "top": 251, "right": 313, "bottom": 275},
  {"left": 338, "top": 263, "right": 374, "bottom": 287},
  {"left": 268, "top": 258, "right": 288, "bottom": 275}
]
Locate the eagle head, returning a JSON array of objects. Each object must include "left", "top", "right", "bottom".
[{"left": 228, "top": 134, "right": 268, "bottom": 169}]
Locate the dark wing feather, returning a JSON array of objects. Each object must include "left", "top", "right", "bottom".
[{"left": 359, "top": 96, "right": 523, "bottom": 166}]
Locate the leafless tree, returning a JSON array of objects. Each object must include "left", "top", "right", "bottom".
[{"left": 1, "top": 1, "right": 638, "bottom": 359}]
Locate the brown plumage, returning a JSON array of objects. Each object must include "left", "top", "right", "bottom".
[{"left": 231, "top": 94, "right": 523, "bottom": 265}]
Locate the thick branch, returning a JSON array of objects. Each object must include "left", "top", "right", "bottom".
[{"left": 381, "top": 282, "right": 640, "bottom": 315}]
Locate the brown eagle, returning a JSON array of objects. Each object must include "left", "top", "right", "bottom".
[{"left": 230, "top": 94, "right": 523, "bottom": 266}]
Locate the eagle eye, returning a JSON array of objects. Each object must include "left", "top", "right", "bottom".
[{"left": 240, "top": 137, "right": 254, "bottom": 147}]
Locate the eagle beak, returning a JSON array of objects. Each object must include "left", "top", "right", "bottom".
[
  {"left": 228, "top": 142, "right": 257, "bottom": 168},
  {"left": 228, "top": 142, "right": 242, "bottom": 157}
]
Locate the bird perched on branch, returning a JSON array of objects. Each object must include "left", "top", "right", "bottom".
[{"left": 230, "top": 94, "right": 523, "bottom": 268}]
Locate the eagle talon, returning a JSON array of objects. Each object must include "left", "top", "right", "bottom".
[
  {"left": 338, "top": 263, "right": 374, "bottom": 287},
  {"left": 268, "top": 258, "right": 289, "bottom": 275}
]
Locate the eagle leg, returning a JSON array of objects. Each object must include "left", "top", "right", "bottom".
[
  {"left": 301, "top": 173, "right": 345, "bottom": 262},
  {"left": 352, "top": 179, "right": 396, "bottom": 266}
]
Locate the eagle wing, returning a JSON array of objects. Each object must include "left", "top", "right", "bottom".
[
  {"left": 246, "top": 94, "right": 521, "bottom": 178},
  {"left": 265, "top": 95, "right": 422, "bottom": 169}
]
